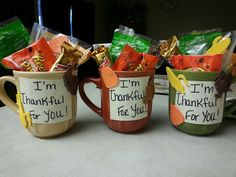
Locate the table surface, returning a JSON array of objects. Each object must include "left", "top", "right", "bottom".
[{"left": 1, "top": 83, "right": 236, "bottom": 177}]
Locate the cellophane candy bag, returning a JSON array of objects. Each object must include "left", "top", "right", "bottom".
[
  {"left": 178, "top": 29, "right": 222, "bottom": 55},
  {"left": 109, "top": 25, "right": 151, "bottom": 63},
  {"left": 31, "top": 23, "right": 92, "bottom": 68},
  {"left": 2, "top": 37, "right": 56, "bottom": 72},
  {"left": 0, "top": 17, "right": 30, "bottom": 65}
]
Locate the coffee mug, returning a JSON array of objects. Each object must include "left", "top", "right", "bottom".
[
  {"left": 79, "top": 70, "right": 155, "bottom": 133},
  {"left": 0, "top": 70, "right": 77, "bottom": 138},
  {"left": 167, "top": 68, "right": 230, "bottom": 135}
]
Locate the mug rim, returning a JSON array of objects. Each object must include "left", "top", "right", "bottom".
[
  {"left": 13, "top": 70, "right": 66, "bottom": 74},
  {"left": 171, "top": 54, "right": 223, "bottom": 57},
  {"left": 171, "top": 69, "right": 236, "bottom": 83},
  {"left": 13, "top": 70, "right": 66, "bottom": 79},
  {"left": 171, "top": 68, "right": 218, "bottom": 74},
  {"left": 98, "top": 68, "right": 155, "bottom": 74}
]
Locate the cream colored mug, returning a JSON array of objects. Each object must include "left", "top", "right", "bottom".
[{"left": 0, "top": 70, "right": 77, "bottom": 138}]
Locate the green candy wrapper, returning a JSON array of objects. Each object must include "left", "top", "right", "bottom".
[
  {"left": 0, "top": 17, "right": 30, "bottom": 65},
  {"left": 109, "top": 26, "right": 151, "bottom": 63},
  {"left": 0, "top": 17, "right": 30, "bottom": 106},
  {"left": 179, "top": 29, "right": 222, "bottom": 55}
]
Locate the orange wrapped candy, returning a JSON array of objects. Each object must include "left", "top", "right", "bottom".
[
  {"left": 135, "top": 53, "right": 159, "bottom": 71},
  {"left": 2, "top": 37, "right": 56, "bottom": 72},
  {"left": 170, "top": 54, "right": 223, "bottom": 72},
  {"left": 112, "top": 44, "right": 142, "bottom": 71}
]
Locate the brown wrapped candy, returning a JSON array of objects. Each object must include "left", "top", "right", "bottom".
[
  {"left": 92, "top": 45, "right": 111, "bottom": 68},
  {"left": 48, "top": 34, "right": 91, "bottom": 67},
  {"left": 78, "top": 49, "right": 91, "bottom": 66},
  {"left": 50, "top": 42, "right": 83, "bottom": 71},
  {"left": 159, "top": 36, "right": 179, "bottom": 59}
]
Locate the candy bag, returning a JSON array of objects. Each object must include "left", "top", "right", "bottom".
[
  {"left": 31, "top": 23, "right": 91, "bottom": 65},
  {"left": 2, "top": 38, "right": 56, "bottom": 72},
  {"left": 109, "top": 25, "right": 151, "bottom": 63},
  {"left": 30, "top": 23, "right": 91, "bottom": 48},
  {"left": 30, "top": 22, "right": 56, "bottom": 43},
  {"left": 179, "top": 29, "right": 222, "bottom": 55},
  {"left": 0, "top": 17, "right": 30, "bottom": 65},
  {"left": 49, "top": 34, "right": 92, "bottom": 66},
  {"left": 221, "top": 31, "right": 236, "bottom": 72}
]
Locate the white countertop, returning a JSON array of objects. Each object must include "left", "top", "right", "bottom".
[{"left": 1, "top": 83, "right": 236, "bottom": 177}]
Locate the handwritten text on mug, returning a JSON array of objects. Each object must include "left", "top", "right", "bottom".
[
  {"left": 109, "top": 76, "right": 149, "bottom": 121},
  {"left": 175, "top": 81, "right": 225, "bottom": 125},
  {"left": 19, "top": 78, "right": 72, "bottom": 124}
]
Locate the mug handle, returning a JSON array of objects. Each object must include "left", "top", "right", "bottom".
[
  {"left": 0, "top": 76, "right": 18, "bottom": 114},
  {"left": 79, "top": 77, "right": 102, "bottom": 117}
]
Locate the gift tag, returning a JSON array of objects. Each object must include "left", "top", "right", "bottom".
[{"left": 100, "top": 67, "right": 119, "bottom": 88}]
